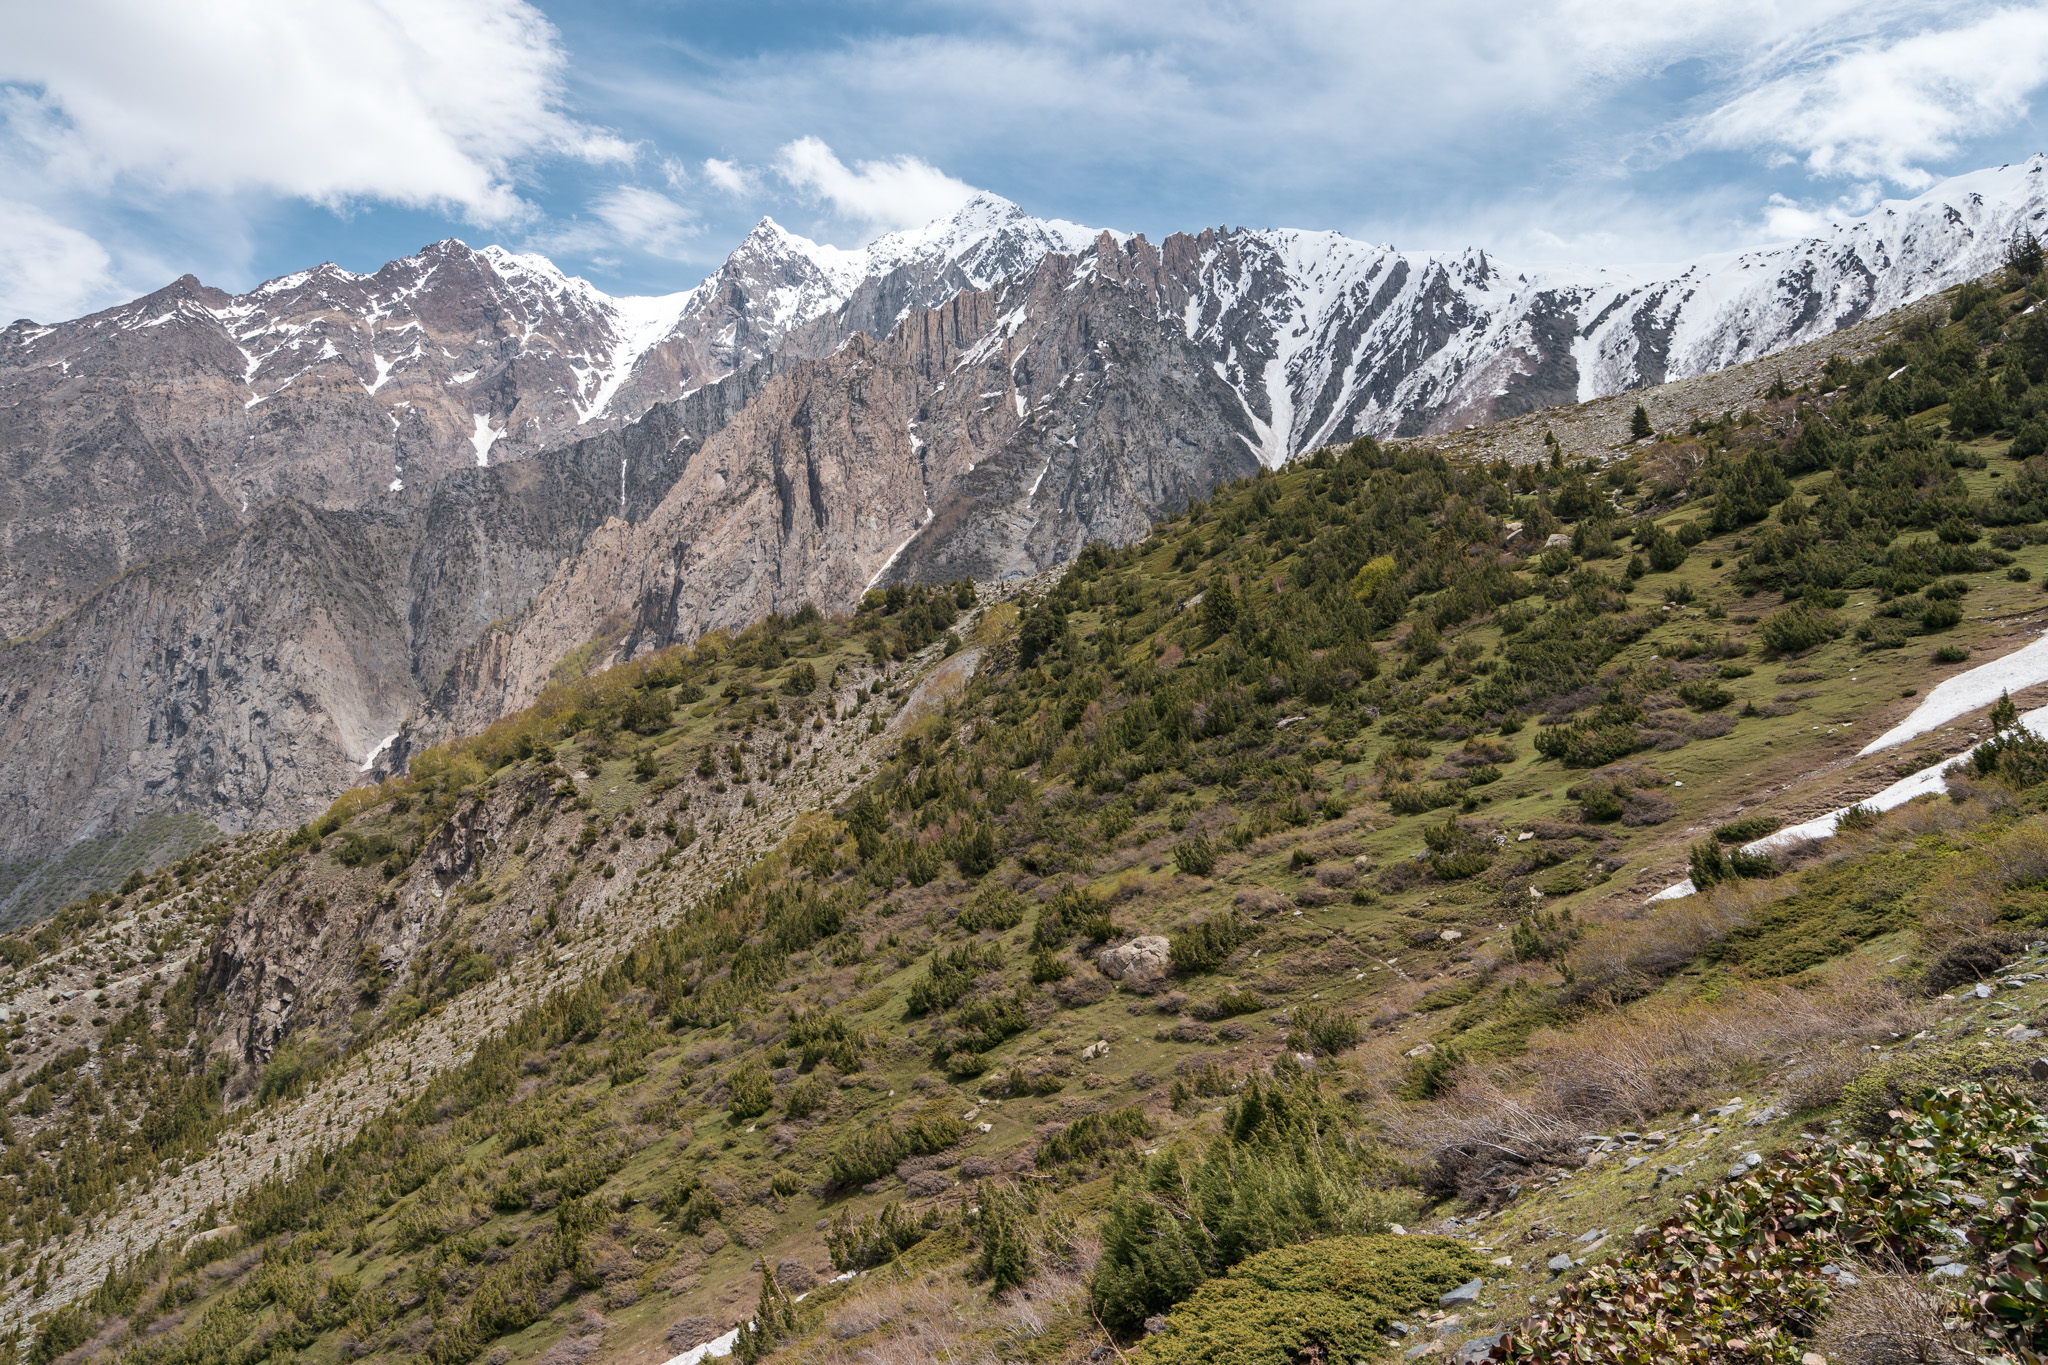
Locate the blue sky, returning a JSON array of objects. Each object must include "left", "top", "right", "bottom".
[{"left": 5, "top": 1, "right": 2048, "bottom": 321}]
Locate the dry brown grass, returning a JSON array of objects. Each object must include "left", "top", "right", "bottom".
[
  {"left": 783, "top": 1236, "right": 1104, "bottom": 1365},
  {"left": 1568, "top": 875, "right": 1794, "bottom": 993},
  {"left": 1381, "top": 968, "right": 1921, "bottom": 1197},
  {"left": 1809, "top": 1263, "right": 1981, "bottom": 1364}
]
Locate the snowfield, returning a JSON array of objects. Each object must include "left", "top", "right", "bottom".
[
  {"left": 1859, "top": 630, "right": 2048, "bottom": 756},
  {"left": 1648, "top": 702, "right": 2048, "bottom": 904}
]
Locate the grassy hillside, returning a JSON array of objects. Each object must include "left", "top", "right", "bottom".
[{"left": 13, "top": 259, "right": 2048, "bottom": 1365}]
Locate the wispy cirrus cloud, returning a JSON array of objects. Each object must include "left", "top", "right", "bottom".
[{"left": 1694, "top": 6, "right": 2048, "bottom": 187}]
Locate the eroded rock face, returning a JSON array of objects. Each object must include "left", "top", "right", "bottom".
[
  {"left": 1097, "top": 936, "right": 1172, "bottom": 983},
  {"left": 0, "top": 390, "right": 734, "bottom": 864},
  {"left": 11, "top": 165, "right": 2047, "bottom": 878},
  {"left": 199, "top": 773, "right": 544, "bottom": 1066},
  {"left": 0, "top": 246, "right": 645, "bottom": 641},
  {"left": 418, "top": 247, "right": 1264, "bottom": 737}
]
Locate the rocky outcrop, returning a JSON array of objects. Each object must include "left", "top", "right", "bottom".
[
  {"left": 197, "top": 768, "right": 551, "bottom": 1066},
  {"left": 1097, "top": 937, "right": 1172, "bottom": 983},
  {"left": 424, "top": 245, "right": 1263, "bottom": 731}
]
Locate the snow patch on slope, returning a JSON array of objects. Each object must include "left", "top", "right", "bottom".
[
  {"left": 578, "top": 290, "right": 693, "bottom": 422},
  {"left": 1650, "top": 702, "right": 2048, "bottom": 904},
  {"left": 471, "top": 416, "right": 502, "bottom": 467},
  {"left": 1859, "top": 631, "right": 2048, "bottom": 756}
]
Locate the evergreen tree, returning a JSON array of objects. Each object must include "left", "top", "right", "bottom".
[
  {"left": 977, "top": 1185, "right": 1035, "bottom": 1294},
  {"left": 1630, "top": 403, "right": 1653, "bottom": 440},
  {"left": 2010, "top": 228, "right": 2045, "bottom": 280},
  {"left": 1199, "top": 575, "right": 1240, "bottom": 639},
  {"left": 734, "top": 1266, "right": 799, "bottom": 1362}
]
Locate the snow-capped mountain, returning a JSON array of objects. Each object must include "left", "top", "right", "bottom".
[
  {"left": 1148, "top": 156, "right": 2048, "bottom": 460},
  {"left": 4, "top": 157, "right": 2047, "bottom": 876},
  {"left": 590, "top": 192, "right": 1108, "bottom": 420}
]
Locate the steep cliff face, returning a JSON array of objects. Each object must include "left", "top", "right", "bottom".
[
  {"left": 425, "top": 242, "right": 1265, "bottom": 733},
  {"left": 0, "top": 201, "right": 1101, "bottom": 644},
  {"left": 0, "top": 245, "right": 666, "bottom": 639},
  {"left": 0, "top": 375, "right": 766, "bottom": 865},
  {"left": 9, "top": 160, "right": 2048, "bottom": 880}
]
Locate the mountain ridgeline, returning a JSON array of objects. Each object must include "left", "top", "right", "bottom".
[
  {"left": 17, "top": 249, "right": 2048, "bottom": 1363},
  {"left": 6, "top": 163, "right": 2048, "bottom": 901}
]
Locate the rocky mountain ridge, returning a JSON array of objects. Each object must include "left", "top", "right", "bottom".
[{"left": 5, "top": 159, "right": 2047, "bottom": 892}]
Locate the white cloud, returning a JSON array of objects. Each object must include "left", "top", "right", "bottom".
[
  {"left": 1759, "top": 192, "right": 1840, "bottom": 240},
  {"left": 604, "top": 0, "right": 2048, "bottom": 266},
  {"left": 1755, "top": 180, "right": 1887, "bottom": 240},
  {"left": 0, "top": 0, "right": 628, "bottom": 224},
  {"left": 702, "top": 157, "right": 759, "bottom": 196},
  {"left": 589, "top": 185, "right": 700, "bottom": 257},
  {"left": 1694, "top": 7, "right": 2048, "bottom": 187},
  {"left": 773, "top": 136, "right": 977, "bottom": 234},
  {"left": 0, "top": 198, "right": 113, "bottom": 321}
]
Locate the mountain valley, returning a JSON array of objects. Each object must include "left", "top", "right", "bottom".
[
  {"left": 15, "top": 149, "right": 2048, "bottom": 1365},
  {"left": 9, "top": 163, "right": 2048, "bottom": 912},
  {"left": 3, "top": 234, "right": 2048, "bottom": 1363}
]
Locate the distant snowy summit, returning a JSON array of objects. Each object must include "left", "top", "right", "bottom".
[{"left": 6, "top": 156, "right": 2046, "bottom": 483}]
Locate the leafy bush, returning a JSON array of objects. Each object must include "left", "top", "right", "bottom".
[
  {"left": 256, "top": 1034, "right": 333, "bottom": 1107},
  {"left": 1287, "top": 1004, "right": 1361, "bottom": 1056},
  {"left": 937, "top": 988, "right": 1030, "bottom": 1060},
  {"left": 661, "top": 1173, "right": 725, "bottom": 1233},
  {"left": 1039, "top": 1106, "right": 1153, "bottom": 1169},
  {"left": 1210, "top": 989, "right": 1265, "bottom": 1017},
  {"left": 826, "top": 1202, "right": 938, "bottom": 1271},
  {"left": 1500, "top": 1085, "right": 2048, "bottom": 1363},
  {"left": 783, "top": 1075, "right": 831, "bottom": 1120},
  {"left": 1714, "top": 814, "right": 1781, "bottom": 844},
  {"left": 1093, "top": 1072, "right": 1398, "bottom": 1332},
  {"left": 29, "top": 1306, "right": 93, "bottom": 1365},
  {"left": 1531, "top": 722, "right": 1645, "bottom": 768},
  {"left": 1921, "top": 598, "right": 1963, "bottom": 631},
  {"left": 1172, "top": 834, "right": 1218, "bottom": 877},
  {"left": 1840, "top": 1041, "right": 2036, "bottom": 1136},
  {"left": 334, "top": 829, "right": 399, "bottom": 868},
  {"left": 1689, "top": 839, "right": 1775, "bottom": 889},
  {"left": 828, "top": 1107, "right": 968, "bottom": 1187},
  {"left": 1131, "top": 1236, "right": 1482, "bottom": 1365},
  {"left": 953, "top": 821, "right": 999, "bottom": 877},
  {"left": 1384, "top": 781, "right": 1453, "bottom": 815},
  {"left": 786, "top": 1011, "right": 866, "bottom": 1072},
  {"left": 1971, "top": 692, "right": 2048, "bottom": 789},
  {"left": 907, "top": 941, "right": 1007, "bottom": 1014},
  {"left": 1029, "top": 948, "right": 1073, "bottom": 983},
  {"left": 1676, "top": 680, "right": 1733, "bottom": 711},
  {"left": 1399, "top": 1045, "right": 1464, "bottom": 1100},
  {"left": 1571, "top": 781, "right": 1624, "bottom": 823},
  {"left": 726, "top": 1060, "right": 774, "bottom": 1121},
  {"left": 1921, "top": 931, "right": 2026, "bottom": 996},
  {"left": 1509, "top": 905, "right": 1578, "bottom": 962},
  {"left": 975, "top": 1185, "right": 1035, "bottom": 1292},
  {"left": 1421, "top": 817, "right": 1493, "bottom": 879},
  {"left": 956, "top": 885, "right": 1025, "bottom": 933},
  {"left": 1757, "top": 605, "right": 1840, "bottom": 657},
  {"left": 1170, "top": 912, "right": 1256, "bottom": 974},
  {"left": 1033, "top": 885, "right": 1108, "bottom": 949}
]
